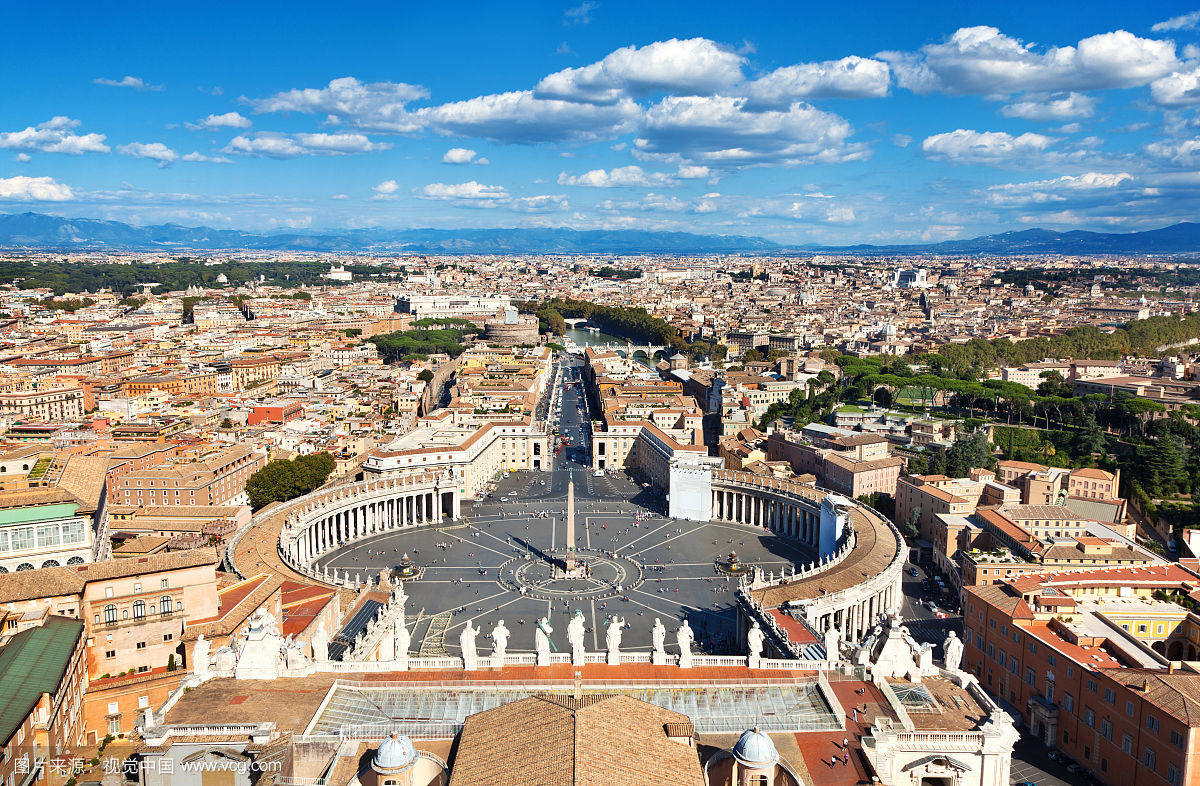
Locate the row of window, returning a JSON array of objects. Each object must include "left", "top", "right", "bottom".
[
  {"left": 0, "top": 521, "right": 86, "bottom": 554},
  {"left": 99, "top": 597, "right": 177, "bottom": 623}
]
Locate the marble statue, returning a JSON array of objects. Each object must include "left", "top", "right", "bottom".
[
  {"left": 460, "top": 621, "right": 479, "bottom": 671},
  {"left": 535, "top": 616, "right": 554, "bottom": 666},
  {"left": 606, "top": 615, "right": 625, "bottom": 664},
  {"left": 492, "top": 620, "right": 510, "bottom": 659},
  {"left": 943, "top": 630, "right": 964, "bottom": 673},
  {"left": 192, "top": 633, "right": 210, "bottom": 675},
  {"left": 311, "top": 621, "right": 329, "bottom": 662},
  {"left": 747, "top": 621, "right": 765, "bottom": 666},
  {"left": 652, "top": 618, "right": 667, "bottom": 665},
  {"left": 824, "top": 625, "right": 842, "bottom": 662},
  {"left": 394, "top": 618, "right": 411, "bottom": 661},
  {"left": 567, "top": 610, "right": 586, "bottom": 665},
  {"left": 677, "top": 621, "right": 695, "bottom": 668}
]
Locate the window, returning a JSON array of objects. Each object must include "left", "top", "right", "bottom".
[
  {"left": 1148, "top": 715, "right": 1160, "bottom": 733},
  {"left": 1063, "top": 693, "right": 1075, "bottom": 713},
  {"left": 1171, "top": 730, "right": 1184, "bottom": 749},
  {"left": 1127, "top": 701, "right": 1135, "bottom": 717},
  {"left": 1084, "top": 708, "right": 1096, "bottom": 728},
  {"left": 137, "top": 696, "right": 149, "bottom": 709},
  {"left": 107, "top": 702, "right": 118, "bottom": 714},
  {"left": 1143, "top": 747, "right": 1156, "bottom": 770},
  {"left": 103, "top": 604, "right": 117, "bottom": 624},
  {"left": 1087, "top": 679, "right": 1098, "bottom": 693},
  {"left": 161, "top": 579, "right": 168, "bottom": 589},
  {"left": 1101, "top": 719, "right": 1113, "bottom": 740},
  {"left": 107, "top": 716, "right": 121, "bottom": 735},
  {"left": 132, "top": 600, "right": 145, "bottom": 619},
  {"left": 163, "top": 633, "right": 173, "bottom": 642},
  {"left": 159, "top": 596, "right": 172, "bottom": 616},
  {"left": 1104, "top": 688, "right": 1116, "bottom": 705},
  {"left": 105, "top": 650, "right": 115, "bottom": 659},
  {"left": 1168, "top": 764, "right": 1182, "bottom": 786},
  {"left": 1123, "top": 734, "right": 1133, "bottom": 754},
  {"left": 135, "top": 642, "right": 146, "bottom": 650},
  {"left": 1026, "top": 667, "right": 1035, "bottom": 686}
]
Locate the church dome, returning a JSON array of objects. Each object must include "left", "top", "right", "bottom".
[
  {"left": 732, "top": 727, "right": 778, "bottom": 768},
  {"left": 372, "top": 733, "right": 417, "bottom": 774}
]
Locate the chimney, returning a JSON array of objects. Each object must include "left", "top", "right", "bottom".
[{"left": 573, "top": 670, "right": 582, "bottom": 702}]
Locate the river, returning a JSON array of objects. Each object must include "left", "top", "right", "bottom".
[{"left": 561, "top": 325, "right": 656, "bottom": 368}]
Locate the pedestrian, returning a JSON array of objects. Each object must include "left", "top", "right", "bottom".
[{"left": 843, "top": 737, "right": 847, "bottom": 749}]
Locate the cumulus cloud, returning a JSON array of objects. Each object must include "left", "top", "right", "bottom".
[
  {"left": 247, "top": 76, "right": 429, "bottom": 133},
  {"left": 921, "top": 129, "right": 1054, "bottom": 164},
  {"left": 93, "top": 75, "right": 162, "bottom": 91},
  {"left": 418, "top": 91, "right": 640, "bottom": 144},
  {"left": 511, "top": 194, "right": 568, "bottom": 212},
  {"left": 117, "top": 142, "right": 178, "bottom": 166},
  {"left": 1151, "top": 63, "right": 1200, "bottom": 107},
  {"left": 420, "top": 181, "right": 509, "bottom": 200},
  {"left": 191, "top": 111, "right": 251, "bottom": 129},
  {"left": 1153, "top": 11, "right": 1200, "bottom": 32},
  {"left": 181, "top": 152, "right": 233, "bottom": 163},
  {"left": 985, "top": 172, "right": 1133, "bottom": 205},
  {"left": 0, "top": 175, "right": 74, "bottom": 201},
  {"left": 373, "top": 180, "right": 400, "bottom": 196},
  {"left": 881, "top": 26, "right": 1178, "bottom": 95},
  {"left": 1000, "top": 92, "right": 1096, "bottom": 121},
  {"left": 535, "top": 38, "right": 745, "bottom": 104},
  {"left": 743, "top": 56, "right": 891, "bottom": 105},
  {"left": 1145, "top": 137, "right": 1200, "bottom": 167},
  {"left": 442, "top": 147, "right": 488, "bottom": 164},
  {"left": 557, "top": 165, "right": 678, "bottom": 187},
  {"left": 0, "top": 117, "right": 109, "bottom": 155},
  {"left": 634, "top": 95, "right": 865, "bottom": 168},
  {"left": 223, "top": 132, "right": 390, "bottom": 158}
]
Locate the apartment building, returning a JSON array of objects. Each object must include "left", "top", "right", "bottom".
[
  {"left": 113, "top": 445, "right": 265, "bottom": 507},
  {"left": 0, "top": 387, "right": 85, "bottom": 422}
]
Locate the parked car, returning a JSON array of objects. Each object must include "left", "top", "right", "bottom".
[{"left": 908, "top": 567, "right": 920, "bottom": 577}]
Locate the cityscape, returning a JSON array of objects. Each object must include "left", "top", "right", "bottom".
[{"left": 4, "top": 3, "right": 1200, "bottom": 786}]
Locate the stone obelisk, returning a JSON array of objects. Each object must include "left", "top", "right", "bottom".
[{"left": 565, "top": 475, "right": 577, "bottom": 574}]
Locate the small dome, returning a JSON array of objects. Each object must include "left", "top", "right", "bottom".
[
  {"left": 732, "top": 727, "right": 778, "bottom": 768},
  {"left": 372, "top": 733, "right": 417, "bottom": 774}
]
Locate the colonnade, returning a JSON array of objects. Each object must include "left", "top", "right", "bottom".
[
  {"left": 280, "top": 473, "right": 460, "bottom": 568},
  {"left": 712, "top": 487, "right": 824, "bottom": 549},
  {"left": 714, "top": 472, "right": 904, "bottom": 652}
]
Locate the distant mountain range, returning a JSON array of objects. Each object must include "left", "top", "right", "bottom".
[{"left": 2, "top": 211, "right": 1200, "bottom": 255}]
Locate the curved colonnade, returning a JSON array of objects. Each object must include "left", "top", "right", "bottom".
[{"left": 709, "top": 470, "right": 904, "bottom": 654}]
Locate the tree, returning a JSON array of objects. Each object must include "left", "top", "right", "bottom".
[
  {"left": 417, "top": 369, "right": 434, "bottom": 383},
  {"left": 945, "top": 430, "right": 993, "bottom": 477},
  {"left": 742, "top": 348, "right": 763, "bottom": 363},
  {"left": 1147, "top": 434, "right": 1189, "bottom": 497},
  {"left": 245, "top": 453, "right": 336, "bottom": 510},
  {"left": 219, "top": 417, "right": 234, "bottom": 429}
]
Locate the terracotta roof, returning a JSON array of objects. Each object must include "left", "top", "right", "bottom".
[
  {"left": 0, "top": 547, "right": 219, "bottom": 604},
  {"left": 448, "top": 694, "right": 705, "bottom": 786},
  {"left": 1107, "top": 671, "right": 1200, "bottom": 725}
]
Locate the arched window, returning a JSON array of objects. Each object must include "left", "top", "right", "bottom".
[
  {"left": 66, "top": 556, "right": 84, "bottom": 565},
  {"left": 40, "top": 559, "right": 60, "bottom": 568},
  {"left": 104, "top": 604, "right": 117, "bottom": 624},
  {"left": 16, "top": 563, "right": 33, "bottom": 572},
  {"left": 133, "top": 600, "right": 145, "bottom": 619},
  {"left": 159, "top": 596, "right": 173, "bottom": 616}
]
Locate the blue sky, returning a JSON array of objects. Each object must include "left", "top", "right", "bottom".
[{"left": 4, "top": 0, "right": 1200, "bottom": 244}]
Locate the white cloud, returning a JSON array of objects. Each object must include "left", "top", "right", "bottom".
[
  {"left": 1153, "top": 11, "right": 1200, "bottom": 32},
  {"left": 14, "top": 153, "right": 30, "bottom": 163},
  {"left": 373, "top": 180, "right": 400, "bottom": 194},
  {"left": 1151, "top": 63, "right": 1200, "bottom": 107},
  {"left": 985, "top": 172, "right": 1133, "bottom": 205},
  {"left": 0, "top": 175, "right": 74, "bottom": 201},
  {"left": 634, "top": 95, "right": 864, "bottom": 168},
  {"left": 563, "top": 1, "right": 597, "bottom": 24},
  {"left": 0, "top": 117, "right": 109, "bottom": 155},
  {"left": 558, "top": 165, "right": 677, "bottom": 187},
  {"left": 676, "top": 165, "right": 709, "bottom": 179},
  {"left": 921, "top": 129, "right": 1054, "bottom": 164},
  {"left": 223, "top": 132, "right": 390, "bottom": 158},
  {"left": 1000, "top": 92, "right": 1096, "bottom": 121},
  {"left": 892, "top": 133, "right": 912, "bottom": 147},
  {"left": 511, "top": 194, "right": 568, "bottom": 212},
  {"left": 330, "top": 193, "right": 349, "bottom": 200},
  {"left": 1145, "top": 137, "right": 1200, "bottom": 167},
  {"left": 247, "top": 76, "right": 429, "bottom": 133},
  {"left": 535, "top": 38, "right": 744, "bottom": 104},
  {"left": 180, "top": 152, "right": 233, "bottom": 163},
  {"left": 443, "top": 147, "right": 486, "bottom": 164},
  {"left": 420, "top": 181, "right": 509, "bottom": 200},
  {"left": 117, "top": 142, "right": 178, "bottom": 166},
  {"left": 193, "top": 111, "right": 251, "bottom": 129},
  {"left": 418, "top": 91, "right": 640, "bottom": 144},
  {"left": 93, "top": 75, "right": 162, "bottom": 91},
  {"left": 743, "top": 56, "right": 891, "bottom": 105},
  {"left": 881, "top": 26, "right": 1178, "bottom": 95}
]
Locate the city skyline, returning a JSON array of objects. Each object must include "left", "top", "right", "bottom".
[{"left": 4, "top": 1, "right": 1200, "bottom": 242}]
